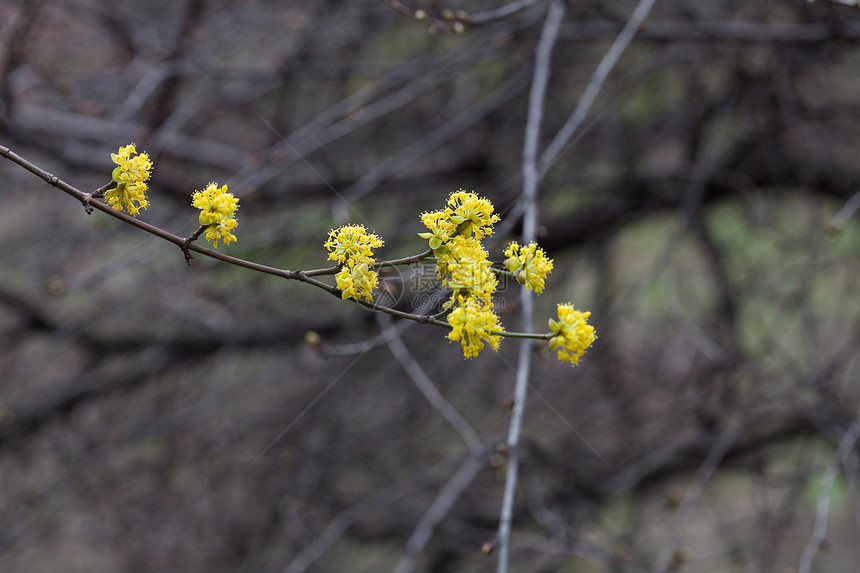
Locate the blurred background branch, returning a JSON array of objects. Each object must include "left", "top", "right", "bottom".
[{"left": 3, "top": 0, "right": 860, "bottom": 572}]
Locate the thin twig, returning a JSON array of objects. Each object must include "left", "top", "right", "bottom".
[
  {"left": 539, "top": 0, "right": 659, "bottom": 173},
  {"left": 818, "top": 0, "right": 860, "bottom": 8},
  {"left": 334, "top": 68, "right": 530, "bottom": 213},
  {"left": 556, "top": 20, "right": 859, "bottom": 44},
  {"left": 0, "top": 144, "right": 432, "bottom": 327},
  {"left": 0, "top": 144, "right": 557, "bottom": 340},
  {"left": 467, "top": 0, "right": 549, "bottom": 25},
  {"left": 651, "top": 421, "right": 746, "bottom": 573},
  {"left": 182, "top": 225, "right": 207, "bottom": 264},
  {"left": 497, "top": 2, "right": 565, "bottom": 572},
  {"left": 82, "top": 180, "right": 115, "bottom": 214},
  {"left": 234, "top": 30, "right": 520, "bottom": 195},
  {"left": 798, "top": 408, "right": 860, "bottom": 573},
  {"left": 377, "top": 314, "right": 484, "bottom": 456},
  {"left": 375, "top": 318, "right": 492, "bottom": 571},
  {"left": 373, "top": 248, "right": 433, "bottom": 268},
  {"left": 391, "top": 453, "right": 487, "bottom": 573},
  {"left": 280, "top": 455, "right": 477, "bottom": 573},
  {"left": 826, "top": 189, "right": 860, "bottom": 233}
]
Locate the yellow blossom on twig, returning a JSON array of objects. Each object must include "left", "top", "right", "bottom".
[
  {"left": 335, "top": 261, "right": 379, "bottom": 302},
  {"left": 105, "top": 143, "right": 152, "bottom": 216},
  {"left": 548, "top": 303, "right": 596, "bottom": 366},
  {"left": 324, "top": 224, "right": 384, "bottom": 267},
  {"left": 504, "top": 241, "right": 553, "bottom": 294},
  {"left": 439, "top": 235, "right": 497, "bottom": 304},
  {"left": 446, "top": 190, "right": 500, "bottom": 240},
  {"left": 324, "top": 224, "right": 383, "bottom": 302},
  {"left": 447, "top": 296, "right": 504, "bottom": 358},
  {"left": 418, "top": 209, "right": 455, "bottom": 251},
  {"left": 192, "top": 182, "right": 239, "bottom": 248},
  {"left": 418, "top": 189, "right": 500, "bottom": 251}
]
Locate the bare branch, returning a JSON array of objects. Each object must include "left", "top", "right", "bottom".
[
  {"left": 497, "top": 2, "right": 565, "bottom": 572},
  {"left": 798, "top": 408, "right": 860, "bottom": 573},
  {"left": 539, "top": 0, "right": 659, "bottom": 173},
  {"left": 391, "top": 453, "right": 487, "bottom": 573},
  {"left": 377, "top": 314, "right": 485, "bottom": 457},
  {"left": 651, "top": 421, "right": 747, "bottom": 573},
  {"left": 280, "top": 458, "right": 462, "bottom": 573}
]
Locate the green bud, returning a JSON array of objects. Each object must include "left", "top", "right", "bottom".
[
  {"left": 304, "top": 331, "right": 322, "bottom": 346},
  {"left": 433, "top": 244, "right": 448, "bottom": 257}
]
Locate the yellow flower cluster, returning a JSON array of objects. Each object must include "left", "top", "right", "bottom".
[
  {"left": 324, "top": 225, "right": 384, "bottom": 302},
  {"left": 548, "top": 304, "right": 597, "bottom": 365},
  {"left": 100, "top": 142, "right": 594, "bottom": 368},
  {"left": 324, "top": 224, "right": 384, "bottom": 265},
  {"left": 418, "top": 191, "right": 594, "bottom": 366},
  {"left": 419, "top": 190, "right": 500, "bottom": 249},
  {"left": 104, "top": 145, "right": 245, "bottom": 248},
  {"left": 438, "top": 236, "right": 497, "bottom": 303},
  {"left": 192, "top": 182, "right": 240, "bottom": 248},
  {"left": 504, "top": 241, "right": 554, "bottom": 294},
  {"left": 447, "top": 296, "right": 503, "bottom": 357},
  {"left": 105, "top": 144, "right": 152, "bottom": 216},
  {"left": 419, "top": 190, "right": 504, "bottom": 358}
]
